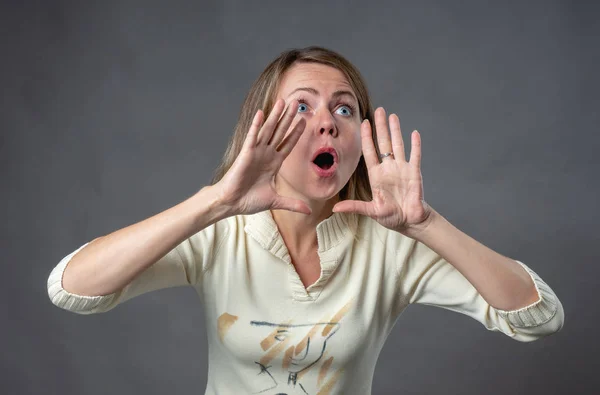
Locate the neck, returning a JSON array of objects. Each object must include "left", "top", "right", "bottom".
[{"left": 270, "top": 197, "right": 339, "bottom": 254}]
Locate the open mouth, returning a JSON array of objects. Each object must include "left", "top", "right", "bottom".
[
  {"left": 313, "top": 152, "right": 335, "bottom": 170},
  {"left": 310, "top": 148, "right": 338, "bottom": 178}
]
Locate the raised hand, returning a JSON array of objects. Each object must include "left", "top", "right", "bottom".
[
  {"left": 332, "top": 107, "right": 432, "bottom": 233},
  {"left": 215, "top": 98, "right": 311, "bottom": 216}
]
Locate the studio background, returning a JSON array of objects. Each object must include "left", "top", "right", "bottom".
[{"left": 2, "top": 1, "right": 598, "bottom": 394}]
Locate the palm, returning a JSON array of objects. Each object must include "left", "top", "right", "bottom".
[
  {"left": 223, "top": 146, "right": 285, "bottom": 214},
  {"left": 216, "top": 99, "right": 311, "bottom": 216},
  {"left": 333, "top": 108, "right": 430, "bottom": 232},
  {"left": 366, "top": 159, "right": 425, "bottom": 230}
]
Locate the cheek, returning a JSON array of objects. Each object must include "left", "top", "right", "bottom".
[
  {"left": 281, "top": 131, "right": 310, "bottom": 162},
  {"left": 341, "top": 137, "right": 363, "bottom": 174},
  {"left": 278, "top": 145, "right": 307, "bottom": 175},
  {"left": 344, "top": 132, "right": 363, "bottom": 158}
]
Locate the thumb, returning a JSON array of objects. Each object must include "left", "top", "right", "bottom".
[
  {"left": 272, "top": 196, "right": 312, "bottom": 215},
  {"left": 332, "top": 200, "right": 372, "bottom": 217}
]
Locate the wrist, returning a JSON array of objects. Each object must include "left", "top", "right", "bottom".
[
  {"left": 401, "top": 206, "right": 439, "bottom": 241},
  {"left": 189, "top": 185, "right": 235, "bottom": 227}
]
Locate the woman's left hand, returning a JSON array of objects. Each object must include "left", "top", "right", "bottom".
[{"left": 332, "top": 107, "right": 433, "bottom": 235}]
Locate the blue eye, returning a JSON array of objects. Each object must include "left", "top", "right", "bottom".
[
  {"left": 295, "top": 98, "right": 356, "bottom": 117},
  {"left": 336, "top": 105, "right": 353, "bottom": 116}
]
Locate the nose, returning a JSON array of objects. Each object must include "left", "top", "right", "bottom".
[{"left": 315, "top": 108, "right": 338, "bottom": 137}]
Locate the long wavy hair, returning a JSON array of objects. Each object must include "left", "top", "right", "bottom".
[{"left": 211, "top": 46, "right": 379, "bottom": 232}]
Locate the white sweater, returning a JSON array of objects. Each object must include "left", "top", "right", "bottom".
[{"left": 47, "top": 210, "right": 564, "bottom": 394}]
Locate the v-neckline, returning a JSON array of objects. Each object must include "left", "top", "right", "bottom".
[{"left": 243, "top": 210, "right": 353, "bottom": 301}]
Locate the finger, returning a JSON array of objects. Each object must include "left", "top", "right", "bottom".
[
  {"left": 361, "top": 119, "right": 379, "bottom": 169},
  {"left": 409, "top": 130, "right": 422, "bottom": 169},
  {"left": 256, "top": 99, "right": 285, "bottom": 145},
  {"left": 374, "top": 107, "right": 393, "bottom": 159},
  {"left": 276, "top": 117, "right": 306, "bottom": 155},
  {"left": 243, "top": 109, "right": 264, "bottom": 149},
  {"left": 332, "top": 200, "right": 373, "bottom": 217},
  {"left": 272, "top": 195, "right": 312, "bottom": 215},
  {"left": 269, "top": 99, "right": 299, "bottom": 148},
  {"left": 389, "top": 113, "right": 406, "bottom": 162}
]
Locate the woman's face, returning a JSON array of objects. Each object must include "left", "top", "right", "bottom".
[{"left": 274, "top": 62, "right": 363, "bottom": 205}]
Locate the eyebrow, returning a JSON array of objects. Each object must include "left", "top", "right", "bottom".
[{"left": 287, "top": 87, "right": 358, "bottom": 103}]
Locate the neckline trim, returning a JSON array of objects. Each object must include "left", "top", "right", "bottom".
[{"left": 243, "top": 210, "right": 354, "bottom": 301}]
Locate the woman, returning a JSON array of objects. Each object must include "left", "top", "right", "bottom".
[{"left": 47, "top": 46, "right": 564, "bottom": 394}]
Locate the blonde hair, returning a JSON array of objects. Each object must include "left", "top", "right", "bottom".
[{"left": 211, "top": 46, "right": 379, "bottom": 234}]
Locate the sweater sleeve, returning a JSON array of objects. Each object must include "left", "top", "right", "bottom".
[
  {"left": 397, "top": 239, "right": 564, "bottom": 342},
  {"left": 47, "top": 221, "right": 226, "bottom": 315}
]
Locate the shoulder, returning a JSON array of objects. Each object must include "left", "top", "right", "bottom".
[
  {"left": 186, "top": 214, "right": 239, "bottom": 249},
  {"left": 353, "top": 214, "right": 414, "bottom": 253}
]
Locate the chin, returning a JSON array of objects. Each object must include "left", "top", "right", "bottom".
[
  {"left": 302, "top": 185, "right": 343, "bottom": 203},
  {"left": 278, "top": 173, "right": 344, "bottom": 204}
]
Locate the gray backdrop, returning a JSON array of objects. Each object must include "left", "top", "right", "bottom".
[{"left": 2, "top": 1, "right": 598, "bottom": 394}]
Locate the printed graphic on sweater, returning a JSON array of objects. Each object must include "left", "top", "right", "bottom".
[{"left": 217, "top": 300, "right": 352, "bottom": 394}]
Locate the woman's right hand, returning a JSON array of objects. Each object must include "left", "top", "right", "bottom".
[{"left": 214, "top": 98, "right": 311, "bottom": 216}]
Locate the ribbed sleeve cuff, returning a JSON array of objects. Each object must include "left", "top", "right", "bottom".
[
  {"left": 495, "top": 260, "right": 559, "bottom": 328},
  {"left": 47, "top": 242, "right": 117, "bottom": 314}
]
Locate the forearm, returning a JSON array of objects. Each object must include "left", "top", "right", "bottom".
[
  {"left": 404, "top": 208, "right": 540, "bottom": 311},
  {"left": 61, "top": 185, "right": 230, "bottom": 296}
]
